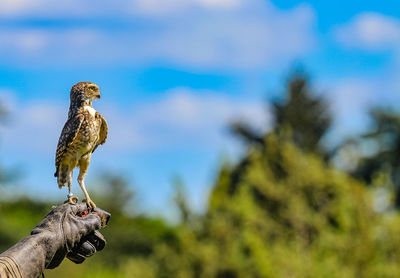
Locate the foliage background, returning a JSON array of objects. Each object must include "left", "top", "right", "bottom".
[{"left": 2, "top": 76, "right": 400, "bottom": 277}]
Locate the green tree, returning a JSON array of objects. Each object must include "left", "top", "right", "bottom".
[
  {"left": 0, "top": 100, "right": 11, "bottom": 186},
  {"left": 232, "top": 74, "right": 332, "bottom": 155},
  {"left": 119, "top": 132, "right": 400, "bottom": 278},
  {"left": 172, "top": 176, "right": 191, "bottom": 225},
  {"left": 344, "top": 108, "right": 400, "bottom": 207},
  {"left": 272, "top": 76, "right": 331, "bottom": 153}
]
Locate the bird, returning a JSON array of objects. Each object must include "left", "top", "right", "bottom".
[{"left": 54, "top": 81, "right": 108, "bottom": 208}]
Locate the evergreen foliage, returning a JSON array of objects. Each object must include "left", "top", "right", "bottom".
[
  {"left": 348, "top": 109, "right": 400, "bottom": 207},
  {"left": 231, "top": 75, "right": 332, "bottom": 155}
]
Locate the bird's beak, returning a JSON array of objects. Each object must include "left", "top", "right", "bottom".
[{"left": 95, "top": 92, "right": 101, "bottom": 99}]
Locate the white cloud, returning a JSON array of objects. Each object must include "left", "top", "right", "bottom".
[
  {"left": 196, "top": 0, "right": 241, "bottom": 9},
  {"left": 335, "top": 12, "right": 400, "bottom": 50},
  {"left": 0, "top": 100, "right": 65, "bottom": 153},
  {"left": 131, "top": 88, "right": 268, "bottom": 143},
  {"left": 0, "top": 0, "right": 316, "bottom": 69},
  {"left": 0, "top": 0, "right": 127, "bottom": 18},
  {"left": 99, "top": 87, "right": 270, "bottom": 151},
  {"left": 133, "top": 0, "right": 242, "bottom": 15},
  {"left": 0, "top": 29, "right": 48, "bottom": 55},
  {"left": 0, "top": 0, "right": 38, "bottom": 16},
  {"left": 0, "top": 0, "right": 243, "bottom": 18}
]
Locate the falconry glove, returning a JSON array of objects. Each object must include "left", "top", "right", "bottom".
[{"left": 0, "top": 203, "right": 110, "bottom": 278}]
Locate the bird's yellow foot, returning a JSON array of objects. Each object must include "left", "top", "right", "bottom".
[
  {"left": 64, "top": 196, "right": 78, "bottom": 204},
  {"left": 83, "top": 198, "right": 96, "bottom": 209}
]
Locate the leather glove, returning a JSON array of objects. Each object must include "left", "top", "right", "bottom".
[
  {"left": 33, "top": 202, "right": 111, "bottom": 269},
  {"left": 66, "top": 230, "right": 106, "bottom": 264},
  {"left": 0, "top": 202, "right": 110, "bottom": 278}
]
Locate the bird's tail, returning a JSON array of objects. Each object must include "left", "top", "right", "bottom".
[{"left": 55, "top": 165, "right": 69, "bottom": 189}]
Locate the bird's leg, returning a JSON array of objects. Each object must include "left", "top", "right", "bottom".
[
  {"left": 78, "top": 173, "right": 96, "bottom": 208},
  {"left": 78, "top": 157, "right": 96, "bottom": 208},
  {"left": 67, "top": 171, "right": 78, "bottom": 204}
]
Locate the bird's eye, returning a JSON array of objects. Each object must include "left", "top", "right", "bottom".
[{"left": 89, "top": 87, "right": 95, "bottom": 91}]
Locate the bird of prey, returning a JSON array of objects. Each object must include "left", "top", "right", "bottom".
[{"left": 54, "top": 82, "right": 108, "bottom": 208}]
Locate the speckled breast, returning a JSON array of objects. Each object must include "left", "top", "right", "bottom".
[{"left": 76, "top": 111, "right": 101, "bottom": 154}]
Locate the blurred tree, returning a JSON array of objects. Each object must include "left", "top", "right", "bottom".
[
  {"left": 0, "top": 198, "right": 50, "bottom": 252},
  {"left": 231, "top": 74, "right": 332, "bottom": 155},
  {"left": 0, "top": 100, "right": 9, "bottom": 186},
  {"left": 0, "top": 106, "right": 6, "bottom": 124},
  {"left": 118, "top": 133, "right": 400, "bottom": 278},
  {"left": 272, "top": 76, "right": 331, "bottom": 154},
  {"left": 7, "top": 133, "right": 400, "bottom": 278},
  {"left": 230, "top": 74, "right": 332, "bottom": 196},
  {"left": 95, "top": 174, "right": 135, "bottom": 216},
  {"left": 346, "top": 108, "right": 400, "bottom": 207},
  {"left": 0, "top": 100, "right": 19, "bottom": 187},
  {"left": 86, "top": 174, "right": 178, "bottom": 267},
  {"left": 172, "top": 176, "right": 191, "bottom": 225}
]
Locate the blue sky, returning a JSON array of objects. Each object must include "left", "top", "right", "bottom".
[{"left": 0, "top": 0, "right": 399, "bottom": 218}]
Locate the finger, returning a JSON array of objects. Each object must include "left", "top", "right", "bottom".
[
  {"left": 88, "top": 230, "right": 106, "bottom": 251},
  {"left": 92, "top": 208, "right": 111, "bottom": 228},
  {"left": 74, "top": 240, "right": 97, "bottom": 257},
  {"left": 65, "top": 213, "right": 101, "bottom": 244},
  {"left": 67, "top": 252, "right": 86, "bottom": 264},
  {"left": 78, "top": 214, "right": 102, "bottom": 234}
]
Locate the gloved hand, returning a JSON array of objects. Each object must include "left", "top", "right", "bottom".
[
  {"left": 0, "top": 202, "right": 110, "bottom": 278},
  {"left": 66, "top": 230, "right": 106, "bottom": 264},
  {"left": 33, "top": 202, "right": 110, "bottom": 269}
]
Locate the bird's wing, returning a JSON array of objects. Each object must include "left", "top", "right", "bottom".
[
  {"left": 92, "top": 113, "right": 108, "bottom": 153},
  {"left": 54, "top": 114, "right": 84, "bottom": 176}
]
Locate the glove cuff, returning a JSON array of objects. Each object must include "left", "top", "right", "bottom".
[{"left": 0, "top": 256, "right": 22, "bottom": 278}]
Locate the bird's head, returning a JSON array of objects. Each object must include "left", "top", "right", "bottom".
[{"left": 70, "top": 81, "right": 101, "bottom": 106}]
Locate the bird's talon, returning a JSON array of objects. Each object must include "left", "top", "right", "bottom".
[
  {"left": 83, "top": 199, "right": 96, "bottom": 209},
  {"left": 65, "top": 196, "right": 78, "bottom": 205}
]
